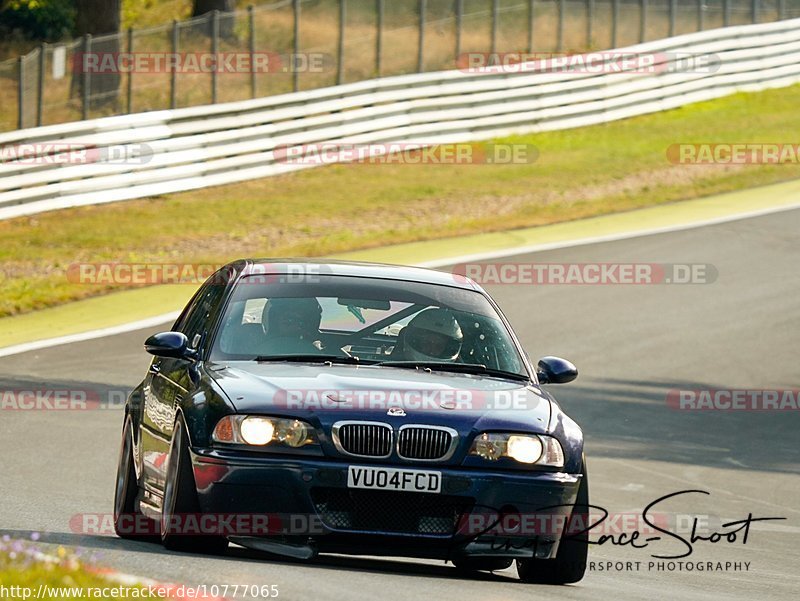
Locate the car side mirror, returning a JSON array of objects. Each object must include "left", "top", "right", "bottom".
[
  {"left": 144, "top": 331, "right": 196, "bottom": 360},
  {"left": 536, "top": 356, "right": 578, "bottom": 384}
]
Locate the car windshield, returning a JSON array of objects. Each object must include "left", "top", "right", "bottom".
[{"left": 210, "top": 274, "right": 528, "bottom": 377}]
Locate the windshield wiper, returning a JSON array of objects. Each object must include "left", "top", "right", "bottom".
[
  {"left": 375, "top": 360, "right": 530, "bottom": 382},
  {"left": 254, "top": 354, "right": 372, "bottom": 365}
]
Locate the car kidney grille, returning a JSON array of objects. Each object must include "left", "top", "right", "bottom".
[
  {"left": 398, "top": 427, "right": 454, "bottom": 460},
  {"left": 311, "top": 488, "right": 473, "bottom": 536},
  {"left": 337, "top": 423, "right": 392, "bottom": 457}
]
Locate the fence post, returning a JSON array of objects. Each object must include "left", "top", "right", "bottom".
[
  {"left": 669, "top": 0, "right": 676, "bottom": 37},
  {"left": 751, "top": 0, "right": 758, "bottom": 23},
  {"left": 640, "top": 0, "right": 647, "bottom": 43},
  {"left": 126, "top": 28, "right": 133, "bottom": 113},
  {"left": 528, "top": 0, "right": 534, "bottom": 54},
  {"left": 337, "top": 0, "right": 346, "bottom": 85},
  {"left": 697, "top": 0, "right": 704, "bottom": 31},
  {"left": 17, "top": 56, "right": 24, "bottom": 129},
  {"left": 557, "top": 0, "right": 564, "bottom": 52},
  {"left": 455, "top": 0, "right": 463, "bottom": 62},
  {"left": 171, "top": 20, "right": 179, "bottom": 109},
  {"left": 374, "top": 0, "right": 382, "bottom": 77},
  {"left": 612, "top": 0, "right": 619, "bottom": 48},
  {"left": 723, "top": 0, "right": 729, "bottom": 26},
  {"left": 417, "top": 0, "right": 426, "bottom": 73},
  {"left": 491, "top": 0, "right": 498, "bottom": 58},
  {"left": 82, "top": 34, "right": 91, "bottom": 120},
  {"left": 248, "top": 5, "right": 257, "bottom": 98},
  {"left": 37, "top": 43, "right": 46, "bottom": 127},
  {"left": 376, "top": 0, "right": 383, "bottom": 76},
  {"left": 211, "top": 11, "right": 219, "bottom": 103},
  {"left": 587, "top": 0, "right": 593, "bottom": 49},
  {"left": 779, "top": 0, "right": 785, "bottom": 20},
  {"left": 293, "top": 0, "right": 300, "bottom": 92}
]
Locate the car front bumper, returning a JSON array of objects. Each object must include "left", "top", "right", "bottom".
[{"left": 191, "top": 448, "right": 582, "bottom": 560}]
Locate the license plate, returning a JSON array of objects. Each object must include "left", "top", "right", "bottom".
[{"left": 347, "top": 466, "right": 442, "bottom": 494}]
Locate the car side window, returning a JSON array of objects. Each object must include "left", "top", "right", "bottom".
[{"left": 176, "top": 272, "right": 230, "bottom": 350}]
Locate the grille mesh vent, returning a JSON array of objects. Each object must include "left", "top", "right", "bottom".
[
  {"left": 337, "top": 423, "right": 392, "bottom": 457},
  {"left": 311, "top": 488, "right": 472, "bottom": 536},
  {"left": 398, "top": 427, "right": 454, "bottom": 460}
]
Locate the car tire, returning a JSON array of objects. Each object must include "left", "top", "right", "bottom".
[
  {"left": 453, "top": 557, "right": 514, "bottom": 573},
  {"left": 113, "top": 416, "right": 158, "bottom": 541},
  {"left": 160, "top": 416, "right": 228, "bottom": 555},
  {"left": 516, "top": 455, "right": 589, "bottom": 585}
]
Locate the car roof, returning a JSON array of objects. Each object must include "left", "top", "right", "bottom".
[{"left": 238, "top": 259, "right": 481, "bottom": 291}]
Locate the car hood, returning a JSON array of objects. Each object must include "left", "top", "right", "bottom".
[{"left": 206, "top": 362, "right": 552, "bottom": 435}]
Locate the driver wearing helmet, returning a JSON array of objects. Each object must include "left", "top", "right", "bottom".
[
  {"left": 395, "top": 308, "right": 463, "bottom": 362},
  {"left": 260, "top": 297, "right": 323, "bottom": 354}
]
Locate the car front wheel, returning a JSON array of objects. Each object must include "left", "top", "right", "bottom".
[
  {"left": 113, "top": 416, "right": 158, "bottom": 541},
  {"left": 516, "top": 456, "right": 589, "bottom": 584},
  {"left": 161, "top": 416, "right": 228, "bottom": 554}
]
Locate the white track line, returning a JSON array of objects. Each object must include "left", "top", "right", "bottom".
[
  {"left": 0, "top": 311, "right": 180, "bottom": 358},
  {"left": 1, "top": 200, "right": 799, "bottom": 358}
]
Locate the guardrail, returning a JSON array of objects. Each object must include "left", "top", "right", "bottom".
[{"left": 2, "top": 17, "right": 800, "bottom": 221}]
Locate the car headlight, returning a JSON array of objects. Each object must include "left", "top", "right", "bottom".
[
  {"left": 212, "top": 415, "right": 316, "bottom": 448},
  {"left": 275, "top": 419, "right": 310, "bottom": 447},
  {"left": 240, "top": 417, "right": 274, "bottom": 446},
  {"left": 469, "top": 433, "right": 564, "bottom": 467},
  {"left": 507, "top": 435, "right": 543, "bottom": 463}
]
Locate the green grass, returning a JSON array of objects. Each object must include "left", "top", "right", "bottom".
[
  {"left": 4, "top": 175, "right": 800, "bottom": 347},
  {"left": 2, "top": 82, "right": 800, "bottom": 319},
  {"left": 0, "top": 537, "right": 145, "bottom": 598}
]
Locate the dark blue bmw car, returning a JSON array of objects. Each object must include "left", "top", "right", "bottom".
[{"left": 114, "top": 259, "right": 588, "bottom": 584}]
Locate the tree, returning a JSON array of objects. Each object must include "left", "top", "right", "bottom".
[
  {"left": 192, "top": 0, "right": 236, "bottom": 39},
  {"left": 73, "top": 0, "right": 120, "bottom": 38},
  {"left": 70, "top": 0, "right": 121, "bottom": 109},
  {"left": 0, "top": 0, "right": 75, "bottom": 40},
  {"left": 192, "top": 0, "right": 235, "bottom": 17}
]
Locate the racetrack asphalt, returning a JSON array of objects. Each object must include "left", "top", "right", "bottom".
[{"left": 0, "top": 208, "right": 798, "bottom": 600}]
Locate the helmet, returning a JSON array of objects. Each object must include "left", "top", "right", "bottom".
[
  {"left": 402, "top": 308, "right": 463, "bottom": 362},
  {"left": 262, "top": 297, "right": 322, "bottom": 339}
]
